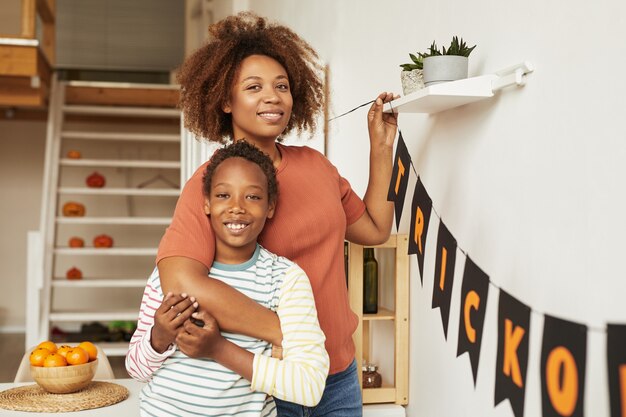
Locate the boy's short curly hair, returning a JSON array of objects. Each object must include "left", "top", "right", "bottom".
[
  {"left": 202, "top": 140, "right": 278, "bottom": 204},
  {"left": 178, "top": 12, "right": 324, "bottom": 144}
]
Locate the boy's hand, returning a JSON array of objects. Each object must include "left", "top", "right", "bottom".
[
  {"left": 151, "top": 292, "right": 198, "bottom": 353},
  {"left": 176, "top": 310, "right": 224, "bottom": 359}
]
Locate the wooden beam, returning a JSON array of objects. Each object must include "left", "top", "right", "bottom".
[
  {"left": 36, "top": 0, "right": 55, "bottom": 23},
  {"left": 0, "top": 76, "right": 46, "bottom": 107},
  {"left": 21, "top": 0, "right": 36, "bottom": 38},
  {"left": 39, "top": 26, "right": 55, "bottom": 69},
  {"left": 0, "top": 45, "right": 39, "bottom": 76},
  {"left": 65, "top": 85, "right": 180, "bottom": 108},
  {"left": 0, "top": 106, "right": 47, "bottom": 120}
]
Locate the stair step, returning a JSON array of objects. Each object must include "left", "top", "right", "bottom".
[
  {"left": 60, "top": 158, "right": 180, "bottom": 169},
  {"left": 62, "top": 105, "right": 180, "bottom": 118},
  {"left": 56, "top": 217, "right": 171, "bottom": 225},
  {"left": 53, "top": 279, "right": 146, "bottom": 288},
  {"left": 58, "top": 187, "right": 179, "bottom": 196},
  {"left": 99, "top": 342, "right": 130, "bottom": 357},
  {"left": 54, "top": 248, "right": 158, "bottom": 256},
  {"left": 49, "top": 310, "right": 138, "bottom": 322},
  {"left": 61, "top": 131, "right": 180, "bottom": 142}
]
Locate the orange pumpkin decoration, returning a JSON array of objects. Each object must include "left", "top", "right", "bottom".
[
  {"left": 67, "top": 150, "right": 81, "bottom": 159},
  {"left": 93, "top": 234, "right": 113, "bottom": 248},
  {"left": 86, "top": 172, "right": 106, "bottom": 188},
  {"left": 62, "top": 202, "right": 85, "bottom": 217},
  {"left": 66, "top": 267, "right": 83, "bottom": 280},
  {"left": 68, "top": 237, "right": 84, "bottom": 248}
]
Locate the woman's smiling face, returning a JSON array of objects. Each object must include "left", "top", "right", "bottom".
[
  {"left": 204, "top": 157, "right": 275, "bottom": 264},
  {"left": 224, "top": 54, "right": 293, "bottom": 145}
]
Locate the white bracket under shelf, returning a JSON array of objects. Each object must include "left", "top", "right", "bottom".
[{"left": 384, "top": 61, "right": 534, "bottom": 114}]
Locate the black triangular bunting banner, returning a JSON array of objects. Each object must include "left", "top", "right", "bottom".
[
  {"left": 432, "top": 220, "right": 457, "bottom": 339},
  {"left": 540, "top": 315, "right": 587, "bottom": 417},
  {"left": 387, "top": 132, "right": 411, "bottom": 230},
  {"left": 456, "top": 256, "right": 490, "bottom": 385},
  {"left": 607, "top": 323, "right": 626, "bottom": 417},
  {"left": 408, "top": 177, "right": 432, "bottom": 284},
  {"left": 495, "top": 290, "right": 531, "bottom": 417}
]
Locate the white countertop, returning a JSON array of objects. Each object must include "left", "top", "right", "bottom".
[
  {"left": 0, "top": 379, "right": 144, "bottom": 416},
  {"left": 0, "top": 379, "right": 405, "bottom": 416}
]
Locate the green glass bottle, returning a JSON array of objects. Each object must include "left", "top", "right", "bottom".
[{"left": 363, "top": 248, "right": 378, "bottom": 314}]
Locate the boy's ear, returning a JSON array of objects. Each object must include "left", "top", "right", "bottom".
[
  {"left": 203, "top": 198, "right": 211, "bottom": 215},
  {"left": 267, "top": 200, "right": 276, "bottom": 219}
]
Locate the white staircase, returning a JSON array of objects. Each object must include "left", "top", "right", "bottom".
[{"left": 29, "top": 77, "right": 182, "bottom": 357}]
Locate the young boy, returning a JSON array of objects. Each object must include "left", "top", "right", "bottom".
[{"left": 126, "top": 141, "right": 329, "bottom": 416}]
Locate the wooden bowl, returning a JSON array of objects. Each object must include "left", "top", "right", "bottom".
[{"left": 30, "top": 359, "right": 98, "bottom": 394}]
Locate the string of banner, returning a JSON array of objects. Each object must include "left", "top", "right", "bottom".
[{"left": 331, "top": 100, "right": 626, "bottom": 417}]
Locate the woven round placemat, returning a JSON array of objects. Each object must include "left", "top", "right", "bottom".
[{"left": 0, "top": 381, "right": 129, "bottom": 412}]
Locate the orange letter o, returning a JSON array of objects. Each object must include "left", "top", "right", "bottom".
[{"left": 546, "top": 346, "right": 578, "bottom": 416}]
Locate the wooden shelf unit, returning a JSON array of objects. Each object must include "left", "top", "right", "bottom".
[
  {"left": 348, "top": 234, "right": 409, "bottom": 405},
  {"left": 27, "top": 79, "right": 182, "bottom": 356}
]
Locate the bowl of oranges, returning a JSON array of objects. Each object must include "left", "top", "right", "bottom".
[{"left": 29, "top": 341, "right": 99, "bottom": 394}]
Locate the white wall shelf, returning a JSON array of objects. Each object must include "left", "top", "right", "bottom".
[
  {"left": 58, "top": 187, "right": 180, "bottom": 196},
  {"left": 60, "top": 159, "right": 180, "bottom": 169},
  {"left": 384, "top": 61, "right": 534, "bottom": 114},
  {"left": 61, "top": 131, "right": 180, "bottom": 142},
  {"left": 49, "top": 310, "right": 139, "bottom": 322},
  {"left": 53, "top": 279, "right": 146, "bottom": 288},
  {"left": 55, "top": 248, "right": 158, "bottom": 256},
  {"left": 56, "top": 217, "right": 171, "bottom": 225}
]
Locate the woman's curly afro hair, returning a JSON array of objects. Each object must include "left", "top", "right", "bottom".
[
  {"left": 178, "top": 12, "right": 325, "bottom": 144},
  {"left": 202, "top": 140, "right": 278, "bottom": 205}
]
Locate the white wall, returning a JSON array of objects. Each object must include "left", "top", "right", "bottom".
[
  {"left": 249, "top": 1, "right": 625, "bottom": 416},
  {"left": 0, "top": 119, "right": 46, "bottom": 332}
]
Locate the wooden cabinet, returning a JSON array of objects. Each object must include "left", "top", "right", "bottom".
[{"left": 347, "top": 234, "right": 409, "bottom": 405}]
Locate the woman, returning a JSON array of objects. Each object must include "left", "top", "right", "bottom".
[{"left": 158, "top": 12, "right": 398, "bottom": 416}]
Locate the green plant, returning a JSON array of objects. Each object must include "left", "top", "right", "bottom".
[
  {"left": 400, "top": 53, "right": 424, "bottom": 71},
  {"left": 424, "top": 36, "right": 476, "bottom": 57}
]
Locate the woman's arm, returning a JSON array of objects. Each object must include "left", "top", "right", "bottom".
[
  {"left": 346, "top": 92, "right": 399, "bottom": 245},
  {"left": 158, "top": 256, "right": 283, "bottom": 346}
]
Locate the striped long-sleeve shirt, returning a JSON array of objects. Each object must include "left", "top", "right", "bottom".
[{"left": 125, "top": 245, "right": 330, "bottom": 417}]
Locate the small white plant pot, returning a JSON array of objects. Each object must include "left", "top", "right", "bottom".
[
  {"left": 423, "top": 56, "right": 469, "bottom": 87},
  {"left": 400, "top": 69, "right": 425, "bottom": 95}
]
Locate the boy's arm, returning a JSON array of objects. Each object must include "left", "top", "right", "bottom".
[
  {"left": 250, "top": 266, "right": 329, "bottom": 406},
  {"left": 125, "top": 268, "right": 177, "bottom": 382},
  {"left": 158, "top": 256, "right": 283, "bottom": 346},
  {"left": 177, "top": 265, "right": 329, "bottom": 406}
]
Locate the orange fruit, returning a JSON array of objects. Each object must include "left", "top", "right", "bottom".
[
  {"left": 43, "top": 353, "right": 67, "bottom": 367},
  {"left": 77, "top": 341, "right": 98, "bottom": 361},
  {"left": 29, "top": 347, "right": 51, "bottom": 367},
  {"left": 65, "top": 347, "right": 89, "bottom": 365},
  {"left": 37, "top": 340, "right": 58, "bottom": 354},
  {"left": 56, "top": 345, "right": 73, "bottom": 358}
]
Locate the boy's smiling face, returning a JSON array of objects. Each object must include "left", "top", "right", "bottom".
[{"left": 204, "top": 157, "right": 275, "bottom": 264}]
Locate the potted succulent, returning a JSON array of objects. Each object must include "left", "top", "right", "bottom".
[
  {"left": 422, "top": 36, "right": 476, "bottom": 86},
  {"left": 399, "top": 53, "right": 425, "bottom": 95}
]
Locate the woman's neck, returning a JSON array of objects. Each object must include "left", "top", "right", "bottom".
[{"left": 237, "top": 138, "right": 282, "bottom": 167}]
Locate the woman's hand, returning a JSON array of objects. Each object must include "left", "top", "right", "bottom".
[
  {"left": 151, "top": 292, "right": 198, "bottom": 353},
  {"left": 367, "top": 92, "right": 400, "bottom": 150}
]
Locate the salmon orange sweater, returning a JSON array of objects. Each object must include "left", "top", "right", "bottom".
[{"left": 157, "top": 144, "right": 366, "bottom": 374}]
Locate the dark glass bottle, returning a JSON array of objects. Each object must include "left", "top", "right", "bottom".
[
  {"left": 362, "top": 363, "right": 383, "bottom": 388},
  {"left": 363, "top": 248, "right": 378, "bottom": 314}
]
